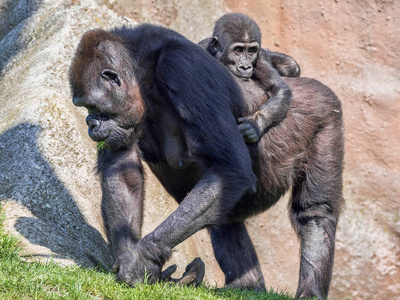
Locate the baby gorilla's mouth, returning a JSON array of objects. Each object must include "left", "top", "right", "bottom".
[{"left": 236, "top": 68, "right": 252, "bottom": 80}]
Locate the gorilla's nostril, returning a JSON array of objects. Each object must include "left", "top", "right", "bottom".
[{"left": 240, "top": 65, "right": 251, "bottom": 70}]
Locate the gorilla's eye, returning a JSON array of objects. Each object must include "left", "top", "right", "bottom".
[
  {"left": 234, "top": 47, "right": 244, "bottom": 55},
  {"left": 248, "top": 47, "right": 258, "bottom": 55}
]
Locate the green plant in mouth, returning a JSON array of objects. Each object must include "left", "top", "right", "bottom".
[{"left": 96, "top": 140, "right": 107, "bottom": 151}]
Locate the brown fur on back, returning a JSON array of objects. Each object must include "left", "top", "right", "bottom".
[{"left": 230, "top": 77, "right": 344, "bottom": 219}]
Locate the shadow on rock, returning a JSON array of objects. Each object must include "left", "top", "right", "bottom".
[{"left": 0, "top": 123, "right": 112, "bottom": 270}]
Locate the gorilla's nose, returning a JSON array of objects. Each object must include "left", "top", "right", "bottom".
[
  {"left": 240, "top": 65, "right": 252, "bottom": 71},
  {"left": 238, "top": 64, "right": 253, "bottom": 78}
]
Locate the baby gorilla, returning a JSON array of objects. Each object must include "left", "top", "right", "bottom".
[
  {"left": 165, "top": 13, "right": 301, "bottom": 170},
  {"left": 199, "top": 13, "right": 300, "bottom": 143}
]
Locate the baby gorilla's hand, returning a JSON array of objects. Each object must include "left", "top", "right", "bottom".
[{"left": 238, "top": 116, "right": 262, "bottom": 143}]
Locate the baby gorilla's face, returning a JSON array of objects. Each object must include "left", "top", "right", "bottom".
[{"left": 226, "top": 41, "right": 260, "bottom": 79}]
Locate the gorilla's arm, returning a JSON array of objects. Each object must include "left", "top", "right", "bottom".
[
  {"left": 98, "top": 147, "right": 144, "bottom": 261},
  {"left": 238, "top": 55, "right": 292, "bottom": 143}
]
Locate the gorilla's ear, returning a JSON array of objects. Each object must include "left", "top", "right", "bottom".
[
  {"left": 101, "top": 69, "right": 121, "bottom": 86},
  {"left": 210, "top": 36, "right": 219, "bottom": 56}
]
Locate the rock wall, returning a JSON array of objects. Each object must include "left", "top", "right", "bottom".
[{"left": 1, "top": 0, "right": 399, "bottom": 299}]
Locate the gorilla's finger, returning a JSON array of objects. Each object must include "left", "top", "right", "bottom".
[{"left": 161, "top": 264, "right": 178, "bottom": 281}]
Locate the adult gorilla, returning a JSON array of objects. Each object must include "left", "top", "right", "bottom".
[{"left": 69, "top": 24, "right": 344, "bottom": 300}]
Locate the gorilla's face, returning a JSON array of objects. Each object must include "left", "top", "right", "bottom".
[
  {"left": 226, "top": 42, "right": 259, "bottom": 79},
  {"left": 69, "top": 30, "right": 145, "bottom": 150},
  {"left": 211, "top": 36, "right": 260, "bottom": 80}
]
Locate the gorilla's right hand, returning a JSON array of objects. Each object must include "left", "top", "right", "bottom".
[
  {"left": 112, "top": 243, "right": 162, "bottom": 287},
  {"left": 238, "top": 116, "right": 262, "bottom": 144}
]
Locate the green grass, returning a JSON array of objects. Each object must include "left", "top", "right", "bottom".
[{"left": 0, "top": 205, "right": 301, "bottom": 299}]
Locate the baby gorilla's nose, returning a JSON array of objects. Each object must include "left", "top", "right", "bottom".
[{"left": 239, "top": 65, "right": 251, "bottom": 71}]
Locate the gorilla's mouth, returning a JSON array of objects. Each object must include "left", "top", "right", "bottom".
[
  {"left": 236, "top": 69, "right": 252, "bottom": 80},
  {"left": 237, "top": 74, "right": 251, "bottom": 80},
  {"left": 85, "top": 115, "right": 138, "bottom": 151},
  {"left": 88, "top": 127, "right": 110, "bottom": 142},
  {"left": 86, "top": 115, "right": 111, "bottom": 142}
]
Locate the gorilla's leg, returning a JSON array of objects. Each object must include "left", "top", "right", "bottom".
[
  {"left": 290, "top": 128, "right": 343, "bottom": 300},
  {"left": 209, "top": 222, "right": 265, "bottom": 291},
  {"left": 291, "top": 192, "right": 337, "bottom": 300}
]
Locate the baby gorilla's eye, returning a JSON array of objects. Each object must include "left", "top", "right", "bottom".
[
  {"left": 248, "top": 47, "right": 258, "bottom": 55},
  {"left": 234, "top": 47, "right": 244, "bottom": 55}
]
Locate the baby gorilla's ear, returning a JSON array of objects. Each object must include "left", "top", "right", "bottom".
[{"left": 210, "top": 36, "right": 219, "bottom": 56}]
